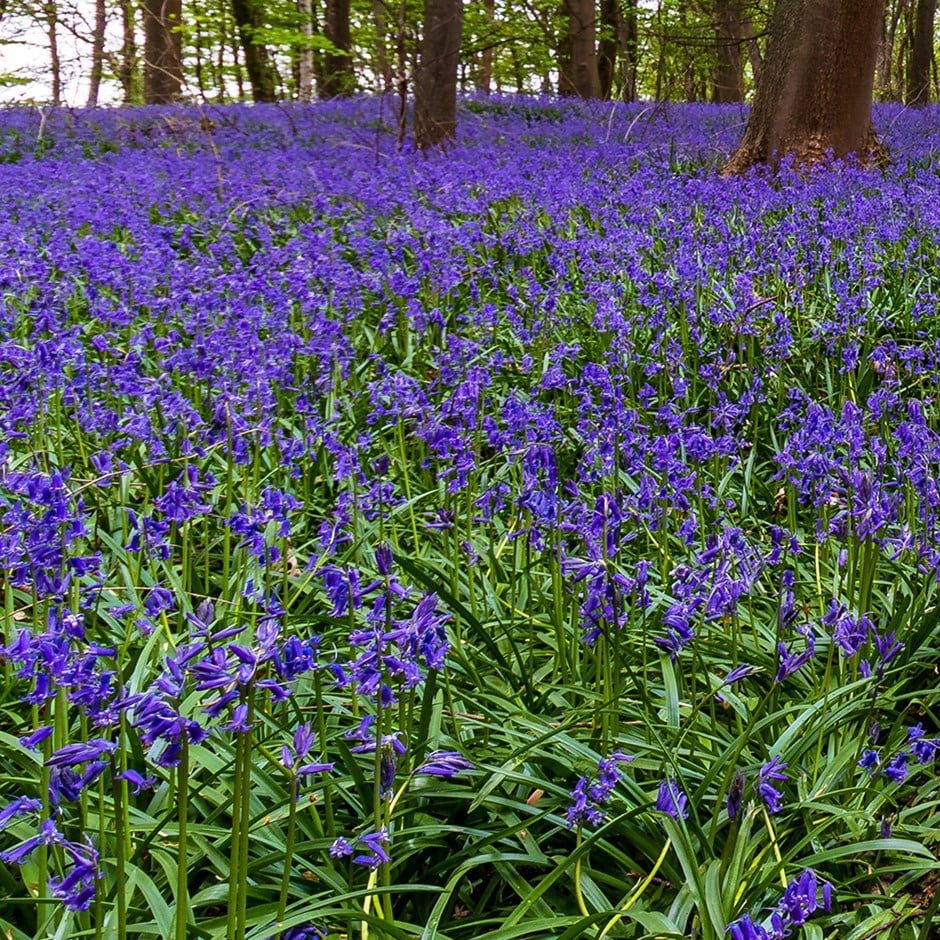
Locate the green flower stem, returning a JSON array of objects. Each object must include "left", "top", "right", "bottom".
[
  {"left": 313, "top": 671, "right": 335, "bottom": 836},
  {"left": 236, "top": 701, "right": 255, "bottom": 940},
  {"left": 227, "top": 731, "right": 246, "bottom": 940},
  {"left": 176, "top": 732, "right": 190, "bottom": 940},
  {"left": 761, "top": 805, "right": 787, "bottom": 891},
  {"left": 111, "top": 756, "right": 128, "bottom": 940},
  {"left": 596, "top": 837, "right": 672, "bottom": 940},
  {"left": 276, "top": 773, "right": 298, "bottom": 936},
  {"left": 573, "top": 829, "right": 589, "bottom": 919}
]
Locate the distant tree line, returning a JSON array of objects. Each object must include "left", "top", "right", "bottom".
[
  {"left": 0, "top": 0, "right": 934, "bottom": 160},
  {"left": 0, "top": 0, "right": 936, "bottom": 110}
]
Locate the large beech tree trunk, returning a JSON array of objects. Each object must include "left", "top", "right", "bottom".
[
  {"left": 559, "top": 0, "right": 601, "bottom": 97},
  {"left": 231, "top": 0, "right": 278, "bottom": 101},
  {"left": 143, "top": 0, "right": 183, "bottom": 103},
  {"left": 723, "top": 0, "right": 885, "bottom": 174},
  {"left": 414, "top": 0, "right": 463, "bottom": 149},
  {"left": 906, "top": 0, "right": 936, "bottom": 104},
  {"left": 322, "top": 0, "right": 353, "bottom": 96}
]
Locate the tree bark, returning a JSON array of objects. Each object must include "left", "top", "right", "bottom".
[
  {"left": 475, "top": 0, "right": 495, "bottom": 92},
  {"left": 723, "top": 0, "right": 886, "bottom": 174},
  {"left": 742, "top": 11, "right": 763, "bottom": 88},
  {"left": 231, "top": 0, "right": 278, "bottom": 101},
  {"left": 144, "top": 0, "right": 184, "bottom": 103},
  {"left": 45, "top": 1, "right": 61, "bottom": 105},
  {"left": 120, "top": 0, "right": 139, "bottom": 102},
  {"left": 621, "top": 0, "right": 638, "bottom": 101},
  {"left": 597, "top": 0, "right": 624, "bottom": 99},
  {"left": 414, "top": 0, "right": 463, "bottom": 149},
  {"left": 372, "top": 0, "right": 395, "bottom": 92},
  {"left": 906, "top": 0, "right": 935, "bottom": 103},
  {"left": 298, "top": 0, "right": 314, "bottom": 101},
  {"left": 712, "top": 0, "right": 746, "bottom": 102},
  {"left": 322, "top": 0, "right": 353, "bottom": 96},
  {"left": 559, "top": 0, "right": 601, "bottom": 97},
  {"left": 87, "top": 0, "right": 107, "bottom": 106}
]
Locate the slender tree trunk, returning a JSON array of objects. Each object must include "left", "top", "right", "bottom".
[
  {"left": 723, "top": 0, "right": 885, "bottom": 174},
  {"left": 120, "top": 0, "right": 138, "bottom": 102},
  {"left": 231, "top": 0, "right": 277, "bottom": 100},
  {"left": 559, "top": 0, "right": 600, "bottom": 97},
  {"left": 896, "top": 0, "right": 914, "bottom": 96},
  {"left": 712, "top": 0, "right": 745, "bottom": 102},
  {"left": 322, "top": 0, "right": 353, "bottom": 95},
  {"left": 414, "top": 0, "right": 463, "bottom": 148},
  {"left": 395, "top": 0, "right": 408, "bottom": 147},
  {"left": 475, "top": 0, "right": 495, "bottom": 92},
  {"left": 372, "top": 0, "right": 394, "bottom": 92},
  {"left": 557, "top": 2, "right": 572, "bottom": 93},
  {"left": 144, "top": 0, "right": 184, "bottom": 103},
  {"left": 597, "top": 0, "right": 624, "bottom": 99},
  {"left": 193, "top": 5, "right": 208, "bottom": 100},
  {"left": 906, "top": 0, "right": 936, "bottom": 103},
  {"left": 87, "top": 0, "right": 107, "bottom": 105},
  {"left": 875, "top": 4, "right": 892, "bottom": 98},
  {"left": 622, "top": 0, "right": 638, "bottom": 101},
  {"left": 298, "top": 0, "right": 314, "bottom": 101},
  {"left": 45, "top": 1, "right": 61, "bottom": 105},
  {"left": 511, "top": 45, "right": 525, "bottom": 90},
  {"left": 742, "top": 12, "right": 762, "bottom": 87}
]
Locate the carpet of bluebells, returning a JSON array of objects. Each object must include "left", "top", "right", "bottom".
[{"left": 1, "top": 97, "right": 939, "bottom": 940}]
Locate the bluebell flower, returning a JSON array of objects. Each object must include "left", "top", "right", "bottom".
[
  {"left": 0, "top": 796, "right": 42, "bottom": 831},
  {"left": 116, "top": 769, "right": 156, "bottom": 794},
  {"left": 566, "top": 751, "right": 632, "bottom": 828},
  {"left": 726, "top": 769, "right": 745, "bottom": 821},
  {"left": 758, "top": 757, "right": 787, "bottom": 815},
  {"left": 353, "top": 827, "right": 391, "bottom": 869},
  {"left": 415, "top": 750, "right": 473, "bottom": 778},
  {"left": 774, "top": 633, "right": 815, "bottom": 683},
  {"left": 655, "top": 779, "right": 688, "bottom": 820},
  {"left": 884, "top": 751, "right": 909, "bottom": 783},
  {"left": 329, "top": 837, "right": 353, "bottom": 859},
  {"left": 728, "top": 868, "right": 832, "bottom": 939},
  {"left": 858, "top": 749, "right": 880, "bottom": 773},
  {"left": 278, "top": 925, "right": 325, "bottom": 940}
]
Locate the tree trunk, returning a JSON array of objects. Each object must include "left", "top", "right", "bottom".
[
  {"left": 597, "top": 0, "right": 624, "bottom": 99},
  {"left": 414, "top": 0, "right": 463, "bottom": 149},
  {"left": 144, "top": 0, "right": 184, "bottom": 103},
  {"left": 712, "top": 0, "right": 746, "bottom": 102},
  {"left": 231, "top": 0, "right": 277, "bottom": 101},
  {"left": 906, "top": 0, "right": 935, "bottom": 103},
  {"left": 622, "top": 0, "right": 638, "bottom": 101},
  {"left": 742, "top": 12, "right": 763, "bottom": 88},
  {"left": 875, "top": 3, "right": 895, "bottom": 98},
  {"left": 322, "top": 0, "right": 353, "bottom": 96},
  {"left": 298, "top": 0, "right": 314, "bottom": 101},
  {"left": 475, "top": 0, "right": 495, "bottom": 92},
  {"left": 45, "top": 1, "right": 61, "bottom": 105},
  {"left": 723, "top": 0, "right": 886, "bottom": 174},
  {"left": 120, "top": 0, "right": 139, "bottom": 102},
  {"left": 896, "top": 0, "right": 914, "bottom": 97},
  {"left": 559, "top": 0, "right": 601, "bottom": 97},
  {"left": 87, "top": 0, "right": 107, "bottom": 105},
  {"left": 372, "top": 0, "right": 394, "bottom": 92}
]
